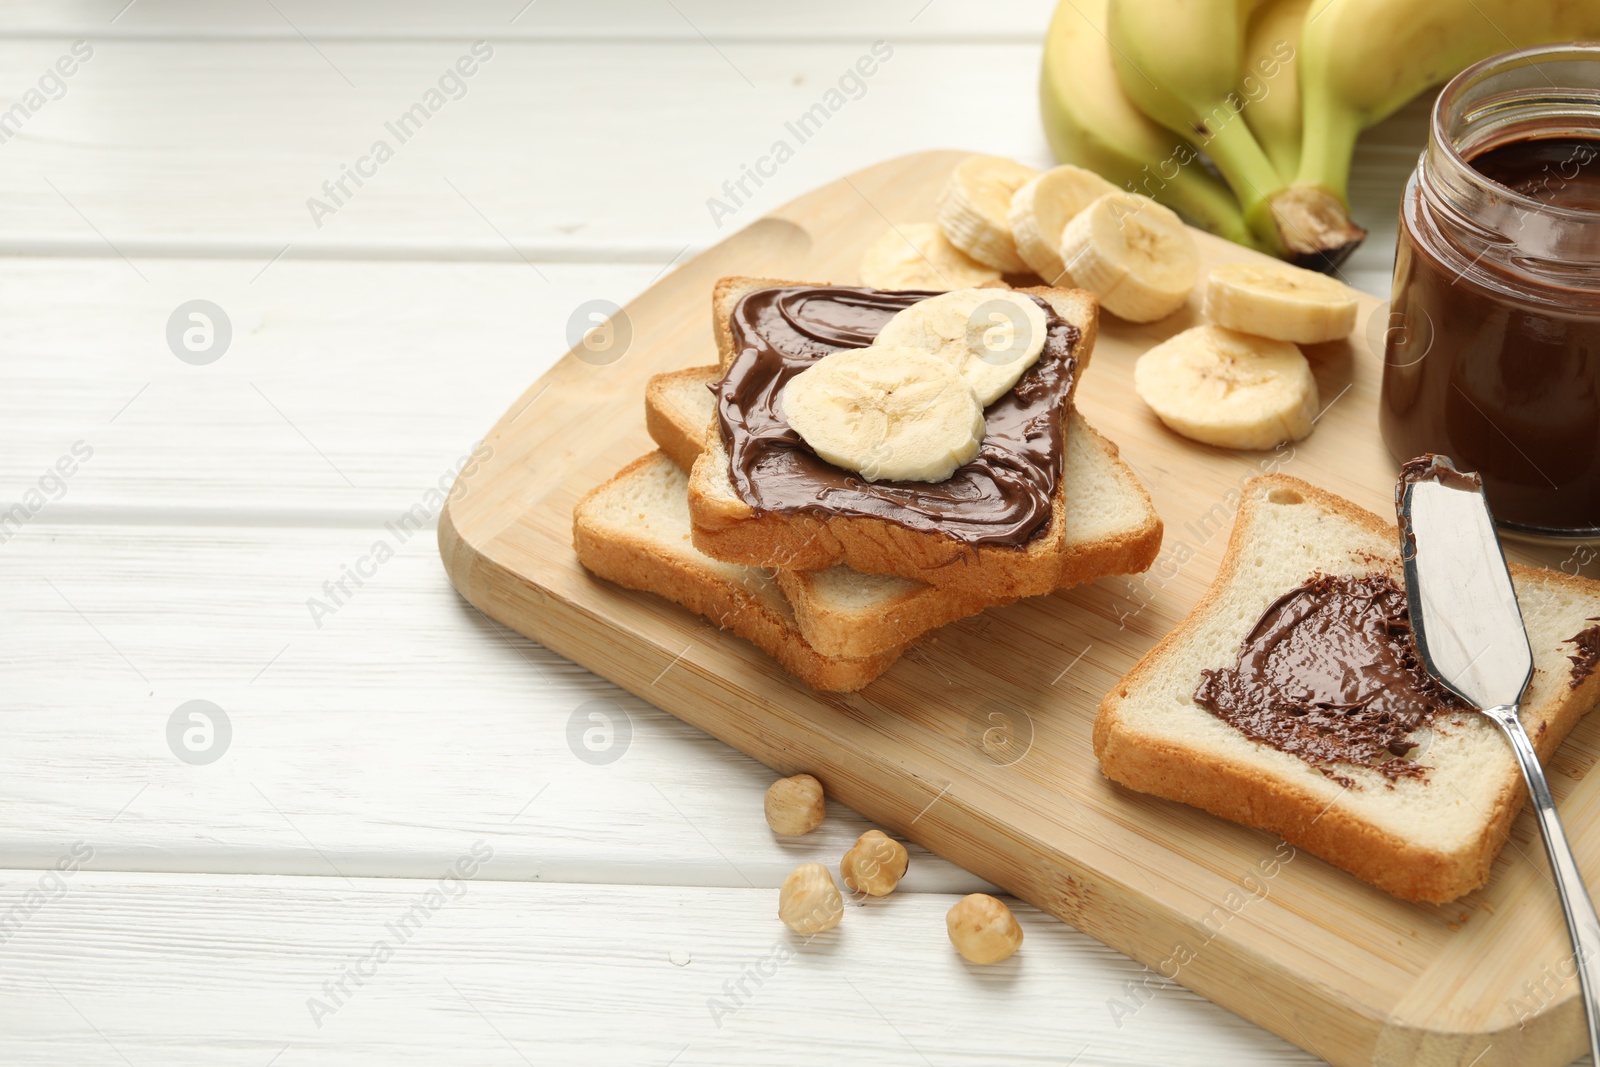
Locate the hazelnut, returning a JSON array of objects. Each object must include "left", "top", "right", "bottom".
[
  {"left": 945, "top": 893, "right": 1023, "bottom": 963},
  {"left": 778, "top": 863, "right": 844, "bottom": 933},
  {"left": 840, "top": 830, "right": 909, "bottom": 896},
  {"left": 764, "top": 773, "right": 825, "bottom": 836}
]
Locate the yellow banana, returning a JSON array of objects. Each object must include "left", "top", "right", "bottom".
[
  {"left": 1106, "top": 0, "right": 1364, "bottom": 270},
  {"left": 1106, "top": 0, "right": 1283, "bottom": 244},
  {"left": 1295, "top": 0, "right": 1600, "bottom": 207},
  {"left": 1239, "top": 0, "right": 1310, "bottom": 179},
  {"left": 1039, "top": 0, "right": 1267, "bottom": 252}
]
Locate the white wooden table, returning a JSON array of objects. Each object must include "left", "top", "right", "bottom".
[{"left": 0, "top": 2, "right": 1443, "bottom": 1063}]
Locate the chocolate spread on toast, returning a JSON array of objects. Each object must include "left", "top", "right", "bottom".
[
  {"left": 713, "top": 285, "right": 1080, "bottom": 546},
  {"left": 1193, "top": 573, "right": 1466, "bottom": 782}
]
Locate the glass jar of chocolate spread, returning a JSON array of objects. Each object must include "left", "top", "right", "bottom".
[{"left": 1380, "top": 44, "right": 1600, "bottom": 539}]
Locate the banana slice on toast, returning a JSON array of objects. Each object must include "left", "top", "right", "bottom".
[
  {"left": 781, "top": 345, "right": 986, "bottom": 483},
  {"left": 875, "top": 289, "right": 1048, "bottom": 407}
]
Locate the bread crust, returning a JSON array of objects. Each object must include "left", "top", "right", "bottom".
[
  {"left": 643, "top": 366, "right": 713, "bottom": 473},
  {"left": 689, "top": 276, "right": 1106, "bottom": 597},
  {"left": 1094, "top": 473, "right": 1600, "bottom": 903},
  {"left": 573, "top": 451, "right": 902, "bottom": 693}
]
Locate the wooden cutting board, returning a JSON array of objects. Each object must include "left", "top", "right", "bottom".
[{"left": 439, "top": 150, "right": 1600, "bottom": 1067}]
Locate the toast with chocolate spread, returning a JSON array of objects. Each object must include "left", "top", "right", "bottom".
[
  {"left": 572, "top": 451, "right": 903, "bottom": 692},
  {"left": 650, "top": 363, "right": 1161, "bottom": 660},
  {"left": 1094, "top": 475, "right": 1600, "bottom": 903},
  {"left": 687, "top": 277, "right": 1159, "bottom": 599}
]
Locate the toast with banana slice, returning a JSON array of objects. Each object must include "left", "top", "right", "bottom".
[
  {"left": 1094, "top": 475, "right": 1600, "bottom": 903},
  {"left": 573, "top": 451, "right": 904, "bottom": 692},
  {"left": 648, "top": 364, "right": 1161, "bottom": 660},
  {"left": 688, "top": 277, "right": 1150, "bottom": 600}
]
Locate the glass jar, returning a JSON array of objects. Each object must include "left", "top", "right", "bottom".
[{"left": 1379, "top": 43, "right": 1600, "bottom": 539}]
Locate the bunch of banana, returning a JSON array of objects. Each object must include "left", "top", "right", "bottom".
[
  {"left": 1039, "top": 0, "right": 1267, "bottom": 252},
  {"left": 1041, "top": 0, "right": 1600, "bottom": 270}
]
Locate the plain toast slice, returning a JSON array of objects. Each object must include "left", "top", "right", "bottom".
[
  {"left": 649, "top": 364, "right": 1162, "bottom": 659},
  {"left": 573, "top": 451, "right": 903, "bottom": 692},
  {"left": 1094, "top": 474, "right": 1600, "bottom": 903},
  {"left": 689, "top": 277, "right": 1111, "bottom": 598}
]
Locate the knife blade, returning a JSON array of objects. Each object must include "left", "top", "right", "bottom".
[
  {"left": 1397, "top": 453, "right": 1600, "bottom": 1063},
  {"left": 1397, "top": 456, "right": 1531, "bottom": 710}
]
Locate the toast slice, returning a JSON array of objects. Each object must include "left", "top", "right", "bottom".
[
  {"left": 648, "top": 364, "right": 1163, "bottom": 660},
  {"left": 573, "top": 451, "right": 903, "bottom": 692},
  {"left": 1094, "top": 474, "right": 1600, "bottom": 903},
  {"left": 689, "top": 277, "right": 1105, "bottom": 599}
]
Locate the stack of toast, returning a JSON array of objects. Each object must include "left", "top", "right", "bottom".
[{"left": 574, "top": 276, "right": 1163, "bottom": 691}]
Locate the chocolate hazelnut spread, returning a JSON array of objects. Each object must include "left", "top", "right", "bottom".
[
  {"left": 1397, "top": 453, "right": 1483, "bottom": 496},
  {"left": 714, "top": 285, "right": 1080, "bottom": 546},
  {"left": 1473, "top": 137, "right": 1600, "bottom": 212},
  {"left": 1193, "top": 574, "right": 1467, "bottom": 782},
  {"left": 1378, "top": 46, "right": 1600, "bottom": 536},
  {"left": 1569, "top": 619, "right": 1600, "bottom": 689}
]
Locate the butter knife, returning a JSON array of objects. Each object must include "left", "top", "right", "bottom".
[{"left": 1398, "top": 454, "right": 1600, "bottom": 1061}]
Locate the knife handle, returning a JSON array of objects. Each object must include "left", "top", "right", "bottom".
[{"left": 1486, "top": 704, "right": 1600, "bottom": 1061}]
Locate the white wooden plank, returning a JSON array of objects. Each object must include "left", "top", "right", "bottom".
[
  {"left": 1, "top": 0, "right": 1059, "bottom": 40},
  {"left": 0, "top": 520, "right": 1001, "bottom": 891},
  {"left": 0, "top": 258, "right": 668, "bottom": 513},
  {"left": 0, "top": 37, "right": 1055, "bottom": 255},
  {"left": 0, "top": 871, "right": 1322, "bottom": 1066},
  {"left": 0, "top": 33, "right": 1427, "bottom": 262}
]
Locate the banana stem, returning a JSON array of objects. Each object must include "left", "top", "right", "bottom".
[
  {"left": 1276, "top": 87, "right": 1367, "bottom": 271},
  {"left": 1294, "top": 90, "right": 1364, "bottom": 204},
  {"left": 1190, "top": 115, "right": 1291, "bottom": 253}
]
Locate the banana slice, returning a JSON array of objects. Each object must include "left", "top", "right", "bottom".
[
  {"left": 1205, "top": 261, "right": 1360, "bottom": 344},
  {"left": 1133, "top": 324, "right": 1319, "bottom": 450},
  {"left": 937, "top": 156, "right": 1040, "bottom": 274},
  {"left": 1007, "top": 165, "right": 1121, "bottom": 284},
  {"left": 859, "top": 223, "right": 1004, "bottom": 291},
  {"left": 781, "top": 344, "right": 986, "bottom": 483},
  {"left": 874, "top": 289, "right": 1048, "bottom": 407},
  {"left": 1059, "top": 192, "right": 1198, "bottom": 323}
]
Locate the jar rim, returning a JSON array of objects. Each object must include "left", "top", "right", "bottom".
[{"left": 1431, "top": 41, "right": 1600, "bottom": 225}]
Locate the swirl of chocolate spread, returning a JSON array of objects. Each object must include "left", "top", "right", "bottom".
[
  {"left": 713, "top": 285, "right": 1080, "bottom": 546},
  {"left": 1193, "top": 573, "right": 1467, "bottom": 782}
]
